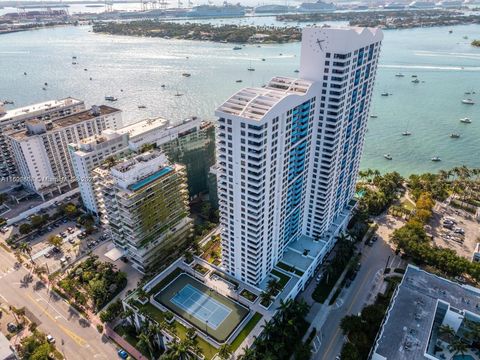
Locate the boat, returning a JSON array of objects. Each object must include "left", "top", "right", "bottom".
[
  {"left": 23, "top": 72, "right": 27, "bottom": 76},
  {"left": 44, "top": 82, "right": 48, "bottom": 86},
  {"left": 161, "top": 84, "right": 166, "bottom": 88},
  {"left": 42, "top": 87, "right": 46, "bottom": 91},
  {"left": 384, "top": 154, "right": 393, "bottom": 160},
  {"left": 402, "top": 131, "right": 412, "bottom": 136},
  {"left": 174, "top": 92, "right": 183, "bottom": 97},
  {"left": 463, "top": 36, "right": 468, "bottom": 39},
  {"left": 233, "top": 46, "right": 242, "bottom": 50},
  {"left": 431, "top": 156, "right": 441, "bottom": 162},
  {"left": 412, "top": 79, "right": 420, "bottom": 84},
  {"left": 370, "top": 115, "right": 378, "bottom": 118},
  {"left": 236, "top": 80, "right": 243, "bottom": 83},
  {"left": 261, "top": 58, "right": 266, "bottom": 61},
  {"left": 460, "top": 117, "right": 472, "bottom": 123},
  {"left": 395, "top": 73, "right": 405, "bottom": 77},
  {"left": 72, "top": 56, "right": 77, "bottom": 59},
  {"left": 84, "top": 68, "right": 88, "bottom": 71},
  {"left": 3, "top": 100, "right": 14, "bottom": 105},
  {"left": 72, "top": 62, "right": 77, "bottom": 65},
  {"left": 294, "top": 70, "right": 299, "bottom": 73},
  {"left": 138, "top": 105, "right": 147, "bottom": 109},
  {"left": 381, "top": 92, "right": 390, "bottom": 96},
  {"left": 90, "top": 77, "right": 93, "bottom": 81},
  {"left": 449, "top": 30, "right": 453, "bottom": 33},
  {"left": 182, "top": 73, "right": 191, "bottom": 77},
  {"left": 461, "top": 99, "right": 474, "bottom": 105},
  {"left": 411, "top": 75, "right": 418, "bottom": 78},
  {"left": 450, "top": 133, "right": 460, "bottom": 138},
  {"left": 105, "top": 96, "right": 118, "bottom": 101},
  {"left": 465, "top": 92, "right": 471, "bottom": 95},
  {"left": 247, "top": 67, "right": 255, "bottom": 71}
]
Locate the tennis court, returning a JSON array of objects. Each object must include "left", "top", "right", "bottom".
[
  {"left": 171, "top": 284, "right": 232, "bottom": 330},
  {"left": 153, "top": 272, "right": 250, "bottom": 343}
]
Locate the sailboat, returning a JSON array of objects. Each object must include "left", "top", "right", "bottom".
[{"left": 247, "top": 61, "right": 255, "bottom": 72}]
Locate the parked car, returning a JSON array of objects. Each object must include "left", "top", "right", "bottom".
[
  {"left": 118, "top": 349, "right": 128, "bottom": 359},
  {"left": 68, "top": 238, "right": 76, "bottom": 244},
  {"left": 7, "top": 323, "right": 17, "bottom": 333},
  {"left": 44, "top": 252, "right": 51, "bottom": 258},
  {"left": 345, "top": 278, "right": 352, "bottom": 288},
  {"left": 355, "top": 262, "right": 361, "bottom": 272},
  {"left": 46, "top": 334, "right": 55, "bottom": 343}
]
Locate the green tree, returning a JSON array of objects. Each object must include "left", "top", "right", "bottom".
[
  {"left": 48, "top": 235, "right": 63, "bottom": 249},
  {"left": 19, "top": 223, "right": 32, "bottom": 235},
  {"left": 137, "top": 332, "right": 154, "bottom": 359},
  {"left": 217, "top": 343, "right": 232, "bottom": 360},
  {"left": 19, "top": 242, "right": 34, "bottom": 264}
]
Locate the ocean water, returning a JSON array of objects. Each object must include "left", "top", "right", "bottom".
[{"left": 0, "top": 23, "right": 479, "bottom": 175}]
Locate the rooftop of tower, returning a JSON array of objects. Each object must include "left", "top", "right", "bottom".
[{"left": 216, "top": 76, "right": 314, "bottom": 121}]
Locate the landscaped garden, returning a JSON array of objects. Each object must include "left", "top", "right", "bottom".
[
  {"left": 55, "top": 255, "right": 127, "bottom": 313},
  {"left": 193, "top": 263, "right": 209, "bottom": 276},
  {"left": 239, "top": 289, "right": 258, "bottom": 303},
  {"left": 312, "top": 236, "right": 355, "bottom": 303},
  {"left": 241, "top": 299, "right": 311, "bottom": 360},
  {"left": 201, "top": 234, "right": 221, "bottom": 266},
  {"left": 276, "top": 262, "right": 304, "bottom": 276}
]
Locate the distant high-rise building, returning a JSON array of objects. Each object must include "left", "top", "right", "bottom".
[
  {"left": 94, "top": 150, "right": 193, "bottom": 272},
  {"left": 7, "top": 105, "right": 122, "bottom": 198},
  {"left": 0, "top": 98, "right": 85, "bottom": 179},
  {"left": 215, "top": 26, "right": 383, "bottom": 286}
]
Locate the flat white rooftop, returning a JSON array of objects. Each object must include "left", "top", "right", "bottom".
[
  {"left": 0, "top": 97, "right": 83, "bottom": 123},
  {"left": 118, "top": 117, "right": 169, "bottom": 139},
  {"left": 216, "top": 77, "right": 314, "bottom": 121}
]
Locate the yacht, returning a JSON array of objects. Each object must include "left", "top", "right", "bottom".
[
  {"left": 460, "top": 117, "right": 472, "bottom": 123},
  {"left": 411, "top": 75, "right": 418, "bottom": 78},
  {"left": 174, "top": 91, "right": 183, "bottom": 97},
  {"left": 294, "top": 70, "right": 299, "bottom": 73},
  {"left": 384, "top": 154, "right": 393, "bottom": 160},
  {"left": 182, "top": 73, "right": 191, "bottom": 77},
  {"left": 84, "top": 68, "right": 88, "bottom": 71},
  {"left": 461, "top": 99, "right": 475, "bottom": 105},
  {"left": 161, "top": 84, "right": 166, "bottom": 88},
  {"left": 395, "top": 73, "right": 405, "bottom": 77},
  {"left": 138, "top": 105, "right": 146, "bottom": 109},
  {"left": 72, "top": 56, "right": 77, "bottom": 59},
  {"left": 412, "top": 79, "right": 420, "bottom": 84},
  {"left": 23, "top": 72, "right": 27, "bottom": 76},
  {"left": 233, "top": 46, "right": 242, "bottom": 50},
  {"left": 72, "top": 62, "right": 77, "bottom": 65},
  {"left": 450, "top": 133, "right": 460, "bottom": 138},
  {"left": 247, "top": 67, "right": 255, "bottom": 71},
  {"left": 465, "top": 91, "right": 471, "bottom": 95},
  {"left": 431, "top": 156, "right": 441, "bottom": 162},
  {"left": 381, "top": 92, "right": 390, "bottom": 96},
  {"left": 105, "top": 96, "right": 118, "bottom": 101},
  {"left": 370, "top": 115, "right": 378, "bottom": 118},
  {"left": 402, "top": 131, "right": 412, "bottom": 136},
  {"left": 261, "top": 58, "right": 266, "bottom": 61},
  {"left": 236, "top": 80, "right": 243, "bottom": 83}
]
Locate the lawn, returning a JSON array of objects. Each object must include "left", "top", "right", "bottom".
[
  {"left": 148, "top": 267, "right": 184, "bottom": 295},
  {"left": 401, "top": 199, "right": 416, "bottom": 211},
  {"left": 271, "top": 269, "right": 291, "bottom": 289},
  {"left": 230, "top": 312, "right": 263, "bottom": 351},
  {"left": 276, "top": 262, "right": 304, "bottom": 276},
  {"left": 239, "top": 289, "right": 258, "bottom": 302},
  {"left": 174, "top": 321, "right": 218, "bottom": 360}
]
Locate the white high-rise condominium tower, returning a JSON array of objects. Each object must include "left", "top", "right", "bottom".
[{"left": 215, "top": 26, "right": 383, "bottom": 286}]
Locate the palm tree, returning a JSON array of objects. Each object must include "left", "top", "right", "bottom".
[
  {"left": 449, "top": 338, "right": 468, "bottom": 359},
  {"left": 266, "top": 279, "right": 281, "bottom": 295},
  {"left": 260, "top": 291, "right": 273, "bottom": 307},
  {"left": 161, "top": 338, "right": 193, "bottom": 360},
  {"left": 217, "top": 344, "right": 232, "bottom": 360},
  {"left": 239, "top": 346, "right": 256, "bottom": 360},
  {"left": 19, "top": 242, "right": 34, "bottom": 264},
  {"left": 33, "top": 265, "right": 48, "bottom": 279},
  {"left": 137, "top": 332, "right": 154, "bottom": 359},
  {"left": 260, "top": 320, "right": 275, "bottom": 341}
]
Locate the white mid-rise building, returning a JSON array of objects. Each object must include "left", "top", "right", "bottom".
[
  {"left": 7, "top": 105, "right": 122, "bottom": 198},
  {"left": 69, "top": 116, "right": 205, "bottom": 215},
  {"left": 0, "top": 98, "right": 85, "bottom": 179},
  {"left": 215, "top": 26, "right": 383, "bottom": 286},
  {"left": 94, "top": 150, "right": 193, "bottom": 272}
]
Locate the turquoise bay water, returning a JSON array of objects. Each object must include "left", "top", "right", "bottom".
[{"left": 0, "top": 23, "right": 479, "bottom": 175}]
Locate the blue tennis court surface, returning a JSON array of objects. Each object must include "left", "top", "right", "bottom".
[{"left": 171, "top": 284, "right": 232, "bottom": 330}]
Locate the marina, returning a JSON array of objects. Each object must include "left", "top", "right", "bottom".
[{"left": 0, "top": 23, "right": 479, "bottom": 175}]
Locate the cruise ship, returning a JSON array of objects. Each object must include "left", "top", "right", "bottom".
[
  {"left": 186, "top": 3, "right": 246, "bottom": 17},
  {"left": 297, "top": 0, "right": 336, "bottom": 12},
  {"left": 254, "top": 4, "right": 295, "bottom": 13}
]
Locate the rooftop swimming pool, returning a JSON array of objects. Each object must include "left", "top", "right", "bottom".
[{"left": 129, "top": 166, "right": 173, "bottom": 191}]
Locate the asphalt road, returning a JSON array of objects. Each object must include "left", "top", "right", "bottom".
[
  {"left": 0, "top": 246, "right": 118, "bottom": 360},
  {"left": 312, "top": 238, "right": 400, "bottom": 360}
]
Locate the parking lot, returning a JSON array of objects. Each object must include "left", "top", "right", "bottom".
[{"left": 427, "top": 201, "right": 479, "bottom": 260}]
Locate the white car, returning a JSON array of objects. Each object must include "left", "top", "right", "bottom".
[{"left": 46, "top": 334, "right": 55, "bottom": 343}]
